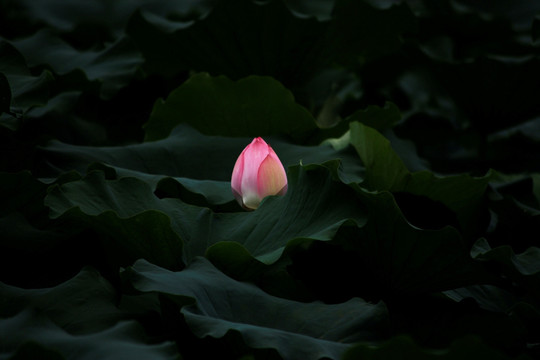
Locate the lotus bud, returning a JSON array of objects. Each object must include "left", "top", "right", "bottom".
[{"left": 231, "top": 137, "right": 288, "bottom": 210}]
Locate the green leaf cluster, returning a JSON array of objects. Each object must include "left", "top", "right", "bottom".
[{"left": 1, "top": 0, "right": 540, "bottom": 359}]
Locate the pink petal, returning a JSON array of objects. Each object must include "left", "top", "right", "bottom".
[
  {"left": 231, "top": 149, "right": 245, "bottom": 194},
  {"left": 240, "top": 137, "right": 270, "bottom": 197},
  {"left": 256, "top": 153, "right": 288, "bottom": 200}
]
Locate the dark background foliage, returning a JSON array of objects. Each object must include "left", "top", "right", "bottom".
[{"left": 1, "top": 0, "right": 540, "bottom": 359}]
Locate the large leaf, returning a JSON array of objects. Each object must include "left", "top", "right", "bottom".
[
  {"left": 45, "top": 173, "right": 186, "bottom": 269},
  {"left": 484, "top": 179, "right": 540, "bottom": 252},
  {"left": 327, "top": 0, "right": 416, "bottom": 65},
  {"left": 284, "top": 0, "right": 334, "bottom": 20},
  {"left": 10, "top": 30, "right": 143, "bottom": 99},
  {"left": 144, "top": 73, "right": 317, "bottom": 141},
  {"left": 0, "top": 267, "right": 125, "bottom": 333},
  {"left": 349, "top": 121, "right": 491, "bottom": 234},
  {"left": 0, "top": 265, "right": 180, "bottom": 359},
  {"left": 472, "top": 238, "right": 540, "bottom": 277},
  {"left": 1, "top": 0, "right": 208, "bottom": 36},
  {"left": 318, "top": 101, "right": 402, "bottom": 149},
  {"left": 127, "top": 0, "right": 328, "bottom": 84},
  {"left": 127, "top": 0, "right": 416, "bottom": 85},
  {"left": 342, "top": 186, "right": 487, "bottom": 295},
  {"left": 0, "top": 171, "right": 47, "bottom": 217},
  {"left": 343, "top": 335, "right": 513, "bottom": 360},
  {"left": 350, "top": 121, "right": 409, "bottom": 191},
  {"left": 534, "top": 17, "right": 540, "bottom": 42},
  {"left": 345, "top": 101, "right": 401, "bottom": 132},
  {"left": 45, "top": 162, "right": 367, "bottom": 268},
  {"left": 469, "top": 238, "right": 540, "bottom": 328},
  {"left": 443, "top": 285, "right": 518, "bottom": 314},
  {"left": 440, "top": 57, "right": 540, "bottom": 135},
  {"left": 0, "top": 72, "right": 11, "bottom": 115},
  {"left": 0, "top": 171, "right": 87, "bottom": 287},
  {"left": 0, "top": 41, "right": 53, "bottom": 129},
  {"left": 0, "top": 311, "right": 179, "bottom": 360},
  {"left": 39, "top": 123, "right": 364, "bottom": 205},
  {"left": 44, "top": 158, "right": 482, "bottom": 298},
  {"left": 202, "top": 162, "right": 366, "bottom": 266},
  {"left": 122, "top": 257, "right": 390, "bottom": 360},
  {"left": 0, "top": 170, "right": 55, "bottom": 258}
]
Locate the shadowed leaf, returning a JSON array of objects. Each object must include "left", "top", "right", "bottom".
[{"left": 122, "top": 257, "right": 390, "bottom": 360}]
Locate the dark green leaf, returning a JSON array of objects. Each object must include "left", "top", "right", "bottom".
[
  {"left": 3, "top": 0, "right": 208, "bottom": 35},
  {"left": 0, "top": 264, "right": 180, "bottom": 359},
  {"left": 345, "top": 101, "right": 401, "bottom": 132},
  {"left": 328, "top": 0, "right": 417, "bottom": 65},
  {"left": 284, "top": 0, "right": 334, "bottom": 20},
  {"left": 127, "top": 0, "right": 328, "bottom": 85},
  {"left": 443, "top": 285, "right": 518, "bottom": 313},
  {"left": 472, "top": 238, "right": 540, "bottom": 277},
  {"left": 349, "top": 121, "right": 409, "bottom": 191},
  {"left": 8, "top": 341, "right": 65, "bottom": 360},
  {"left": 533, "top": 17, "right": 540, "bottom": 42},
  {"left": 0, "top": 171, "right": 47, "bottom": 217},
  {"left": 440, "top": 57, "right": 540, "bottom": 135},
  {"left": 0, "top": 41, "right": 53, "bottom": 118},
  {"left": 45, "top": 163, "right": 366, "bottom": 268},
  {"left": 45, "top": 174, "right": 185, "bottom": 269},
  {"left": 10, "top": 31, "right": 143, "bottom": 99},
  {"left": 341, "top": 187, "right": 486, "bottom": 295},
  {"left": 39, "top": 123, "right": 364, "bottom": 205},
  {"left": 0, "top": 72, "right": 11, "bottom": 115},
  {"left": 203, "top": 162, "right": 366, "bottom": 267},
  {"left": 343, "top": 335, "right": 512, "bottom": 360},
  {"left": 349, "top": 122, "right": 491, "bottom": 233},
  {"left": 145, "top": 73, "right": 317, "bottom": 141},
  {"left": 0, "top": 267, "right": 125, "bottom": 333},
  {"left": 485, "top": 192, "right": 540, "bottom": 252},
  {"left": 0, "top": 311, "right": 180, "bottom": 360},
  {"left": 122, "top": 257, "right": 390, "bottom": 360},
  {"left": 0, "top": 171, "right": 90, "bottom": 287}
]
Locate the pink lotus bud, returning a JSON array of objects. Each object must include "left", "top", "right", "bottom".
[{"left": 231, "top": 137, "right": 288, "bottom": 210}]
